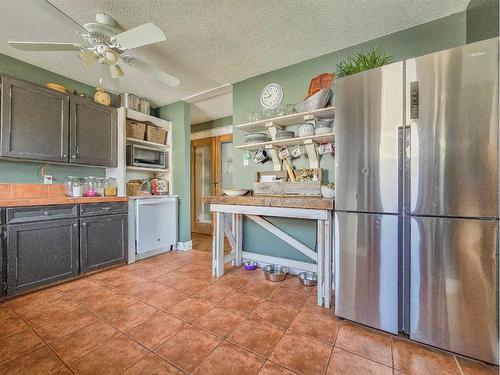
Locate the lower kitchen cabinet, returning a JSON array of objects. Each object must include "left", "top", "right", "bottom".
[
  {"left": 80, "top": 214, "right": 127, "bottom": 273},
  {"left": 6, "top": 219, "right": 79, "bottom": 296}
]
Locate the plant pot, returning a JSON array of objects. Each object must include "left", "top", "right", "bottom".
[{"left": 321, "top": 186, "right": 335, "bottom": 199}]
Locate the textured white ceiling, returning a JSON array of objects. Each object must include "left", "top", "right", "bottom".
[{"left": 0, "top": 0, "right": 469, "bottom": 119}]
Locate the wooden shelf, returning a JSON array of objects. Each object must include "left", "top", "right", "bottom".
[
  {"left": 126, "top": 166, "right": 170, "bottom": 173},
  {"left": 126, "top": 137, "right": 169, "bottom": 149},
  {"left": 235, "top": 107, "right": 335, "bottom": 132},
  {"left": 236, "top": 133, "right": 334, "bottom": 150}
]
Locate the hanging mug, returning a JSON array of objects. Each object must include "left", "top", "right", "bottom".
[
  {"left": 254, "top": 148, "right": 269, "bottom": 163},
  {"left": 291, "top": 145, "right": 302, "bottom": 158}
]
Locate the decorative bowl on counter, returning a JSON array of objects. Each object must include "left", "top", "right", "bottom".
[
  {"left": 294, "top": 89, "right": 332, "bottom": 113},
  {"left": 223, "top": 189, "right": 249, "bottom": 197},
  {"left": 263, "top": 264, "right": 289, "bottom": 282},
  {"left": 243, "top": 261, "right": 258, "bottom": 270},
  {"left": 298, "top": 271, "right": 318, "bottom": 287}
]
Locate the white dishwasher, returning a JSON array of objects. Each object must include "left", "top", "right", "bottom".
[{"left": 128, "top": 196, "right": 178, "bottom": 262}]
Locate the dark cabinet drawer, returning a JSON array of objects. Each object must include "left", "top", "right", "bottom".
[
  {"left": 80, "top": 214, "right": 127, "bottom": 273},
  {"left": 80, "top": 202, "right": 127, "bottom": 217},
  {"left": 6, "top": 205, "right": 78, "bottom": 224},
  {"left": 6, "top": 218, "right": 79, "bottom": 296},
  {"left": 0, "top": 208, "right": 4, "bottom": 225}
]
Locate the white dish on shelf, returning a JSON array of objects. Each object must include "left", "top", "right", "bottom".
[{"left": 223, "top": 189, "right": 249, "bottom": 197}]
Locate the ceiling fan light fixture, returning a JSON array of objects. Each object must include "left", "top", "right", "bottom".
[
  {"left": 104, "top": 50, "right": 119, "bottom": 65},
  {"left": 109, "top": 64, "right": 124, "bottom": 78},
  {"left": 78, "top": 50, "right": 99, "bottom": 68}
]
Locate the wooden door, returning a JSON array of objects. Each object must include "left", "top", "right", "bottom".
[
  {"left": 70, "top": 96, "right": 117, "bottom": 167},
  {"left": 191, "top": 134, "right": 233, "bottom": 234},
  {"left": 0, "top": 76, "right": 69, "bottom": 162}
]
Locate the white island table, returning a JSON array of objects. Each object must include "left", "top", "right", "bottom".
[{"left": 202, "top": 195, "right": 334, "bottom": 308}]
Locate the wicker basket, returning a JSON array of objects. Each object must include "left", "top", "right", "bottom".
[
  {"left": 126, "top": 180, "right": 150, "bottom": 196},
  {"left": 126, "top": 120, "right": 146, "bottom": 140},
  {"left": 146, "top": 124, "right": 167, "bottom": 145}
]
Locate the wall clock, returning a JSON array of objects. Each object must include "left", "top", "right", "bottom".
[{"left": 260, "top": 83, "right": 284, "bottom": 109}]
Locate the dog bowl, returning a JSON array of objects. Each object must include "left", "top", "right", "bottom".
[
  {"left": 263, "top": 265, "right": 289, "bottom": 282},
  {"left": 243, "top": 261, "right": 258, "bottom": 271},
  {"left": 298, "top": 272, "right": 318, "bottom": 287}
]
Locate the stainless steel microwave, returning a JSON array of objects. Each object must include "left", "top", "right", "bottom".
[{"left": 126, "top": 144, "right": 168, "bottom": 169}]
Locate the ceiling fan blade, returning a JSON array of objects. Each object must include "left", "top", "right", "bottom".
[
  {"left": 9, "top": 41, "right": 83, "bottom": 51},
  {"left": 125, "top": 57, "right": 179, "bottom": 87},
  {"left": 78, "top": 51, "right": 99, "bottom": 68},
  {"left": 30, "top": 0, "right": 89, "bottom": 35},
  {"left": 113, "top": 23, "right": 166, "bottom": 50}
]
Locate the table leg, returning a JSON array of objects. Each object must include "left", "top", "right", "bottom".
[
  {"left": 215, "top": 211, "right": 225, "bottom": 277},
  {"left": 324, "top": 213, "right": 332, "bottom": 308},
  {"left": 317, "top": 219, "right": 325, "bottom": 306},
  {"left": 235, "top": 214, "right": 243, "bottom": 267}
]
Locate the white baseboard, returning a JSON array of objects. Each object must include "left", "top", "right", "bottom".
[{"left": 176, "top": 240, "right": 192, "bottom": 251}]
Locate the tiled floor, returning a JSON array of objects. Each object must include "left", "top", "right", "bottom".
[{"left": 0, "top": 243, "right": 498, "bottom": 374}]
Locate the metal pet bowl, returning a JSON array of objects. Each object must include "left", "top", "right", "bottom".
[
  {"left": 243, "top": 261, "right": 258, "bottom": 271},
  {"left": 298, "top": 272, "right": 318, "bottom": 287},
  {"left": 263, "top": 264, "right": 289, "bottom": 282}
]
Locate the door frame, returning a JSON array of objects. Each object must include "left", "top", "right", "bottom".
[{"left": 190, "top": 133, "right": 233, "bottom": 235}]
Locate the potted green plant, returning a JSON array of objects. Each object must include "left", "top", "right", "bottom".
[{"left": 336, "top": 48, "right": 394, "bottom": 78}]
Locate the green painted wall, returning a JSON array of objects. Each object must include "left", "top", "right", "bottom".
[
  {"left": 191, "top": 116, "right": 233, "bottom": 133},
  {"left": 0, "top": 53, "right": 116, "bottom": 183},
  {"left": 159, "top": 101, "right": 191, "bottom": 243},
  {"left": 232, "top": 11, "right": 470, "bottom": 262},
  {"left": 466, "top": 0, "right": 499, "bottom": 43}
]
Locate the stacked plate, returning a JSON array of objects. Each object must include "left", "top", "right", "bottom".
[
  {"left": 276, "top": 130, "right": 295, "bottom": 140},
  {"left": 245, "top": 132, "right": 268, "bottom": 144}
]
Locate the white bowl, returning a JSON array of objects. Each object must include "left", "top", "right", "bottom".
[
  {"left": 223, "top": 189, "right": 249, "bottom": 197},
  {"left": 321, "top": 186, "right": 335, "bottom": 199}
]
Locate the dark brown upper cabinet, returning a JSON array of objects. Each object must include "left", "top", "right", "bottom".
[
  {"left": 0, "top": 76, "right": 69, "bottom": 162},
  {"left": 0, "top": 76, "right": 117, "bottom": 167},
  {"left": 70, "top": 96, "right": 117, "bottom": 167}
]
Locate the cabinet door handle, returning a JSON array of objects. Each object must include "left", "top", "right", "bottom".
[
  {"left": 76, "top": 145, "right": 80, "bottom": 156},
  {"left": 102, "top": 207, "right": 111, "bottom": 211},
  {"left": 42, "top": 211, "right": 50, "bottom": 216},
  {"left": 72, "top": 223, "right": 78, "bottom": 227},
  {"left": 82, "top": 222, "right": 87, "bottom": 226},
  {"left": 71, "top": 155, "right": 76, "bottom": 159}
]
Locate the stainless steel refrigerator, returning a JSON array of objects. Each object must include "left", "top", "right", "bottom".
[{"left": 334, "top": 38, "right": 498, "bottom": 364}]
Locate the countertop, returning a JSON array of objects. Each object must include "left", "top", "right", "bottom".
[
  {"left": 202, "top": 195, "right": 334, "bottom": 210},
  {"left": 0, "top": 196, "right": 128, "bottom": 208}
]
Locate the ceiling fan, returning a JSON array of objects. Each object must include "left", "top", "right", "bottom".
[{"left": 8, "top": 0, "right": 180, "bottom": 87}]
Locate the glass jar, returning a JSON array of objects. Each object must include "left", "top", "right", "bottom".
[
  {"left": 64, "top": 176, "right": 77, "bottom": 197},
  {"left": 104, "top": 177, "right": 117, "bottom": 196},
  {"left": 83, "top": 176, "right": 97, "bottom": 197},
  {"left": 95, "top": 178, "right": 105, "bottom": 197}
]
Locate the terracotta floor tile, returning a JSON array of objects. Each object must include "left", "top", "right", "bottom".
[
  {"left": 218, "top": 291, "right": 264, "bottom": 315},
  {"left": 19, "top": 297, "right": 81, "bottom": 326},
  {"left": 88, "top": 293, "right": 137, "bottom": 316},
  {"left": 457, "top": 357, "right": 499, "bottom": 375},
  {"left": 122, "top": 353, "right": 184, "bottom": 375},
  {"left": 0, "top": 307, "right": 28, "bottom": 338},
  {"left": 125, "top": 280, "right": 168, "bottom": 300},
  {"left": 228, "top": 317, "right": 285, "bottom": 357},
  {"left": 194, "top": 306, "right": 247, "bottom": 338},
  {"left": 282, "top": 276, "right": 317, "bottom": 295},
  {"left": 258, "top": 361, "right": 298, "bottom": 375},
  {"left": 393, "top": 338, "right": 461, "bottom": 375},
  {"left": 241, "top": 281, "right": 281, "bottom": 299},
  {"left": 144, "top": 287, "right": 188, "bottom": 312},
  {"left": 0, "top": 327, "right": 44, "bottom": 364},
  {"left": 104, "top": 301, "right": 158, "bottom": 331},
  {"left": 194, "top": 284, "right": 237, "bottom": 304},
  {"left": 250, "top": 300, "right": 299, "bottom": 329},
  {"left": 335, "top": 321, "right": 392, "bottom": 366},
  {"left": 269, "top": 287, "right": 308, "bottom": 309},
  {"left": 215, "top": 274, "right": 250, "bottom": 290},
  {"left": 171, "top": 277, "right": 211, "bottom": 295},
  {"left": 126, "top": 312, "right": 184, "bottom": 350},
  {"left": 60, "top": 285, "right": 119, "bottom": 306},
  {"left": 7, "top": 289, "right": 64, "bottom": 314},
  {"left": 270, "top": 331, "right": 332, "bottom": 375},
  {"left": 327, "top": 347, "right": 392, "bottom": 375},
  {"left": 126, "top": 262, "right": 170, "bottom": 279},
  {"left": 55, "top": 277, "right": 102, "bottom": 293},
  {"left": 167, "top": 297, "right": 215, "bottom": 322},
  {"left": 33, "top": 308, "right": 98, "bottom": 342},
  {"left": 101, "top": 273, "right": 151, "bottom": 290},
  {"left": 70, "top": 334, "right": 148, "bottom": 375},
  {"left": 192, "top": 341, "right": 265, "bottom": 375},
  {"left": 49, "top": 320, "right": 120, "bottom": 364},
  {"left": 0, "top": 345, "right": 64, "bottom": 375},
  {"left": 154, "top": 271, "right": 193, "bottom": 286},
  {"left": 290, "top": 306, "right": 340, "bottom": 344},
  {"left": 155, "top": 325, "right": 221, "bottom": 372},
  {"left": 52, "top": 366, "right": 74, "bottom": 375}
]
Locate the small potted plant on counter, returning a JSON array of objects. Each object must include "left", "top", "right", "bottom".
[{"left": 321, "top": 183, "right": 335, "bottom": 199}]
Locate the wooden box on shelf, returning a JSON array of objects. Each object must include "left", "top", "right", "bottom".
[{"left": 254, "top": 168, "right": 322, "bottom": 196}]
